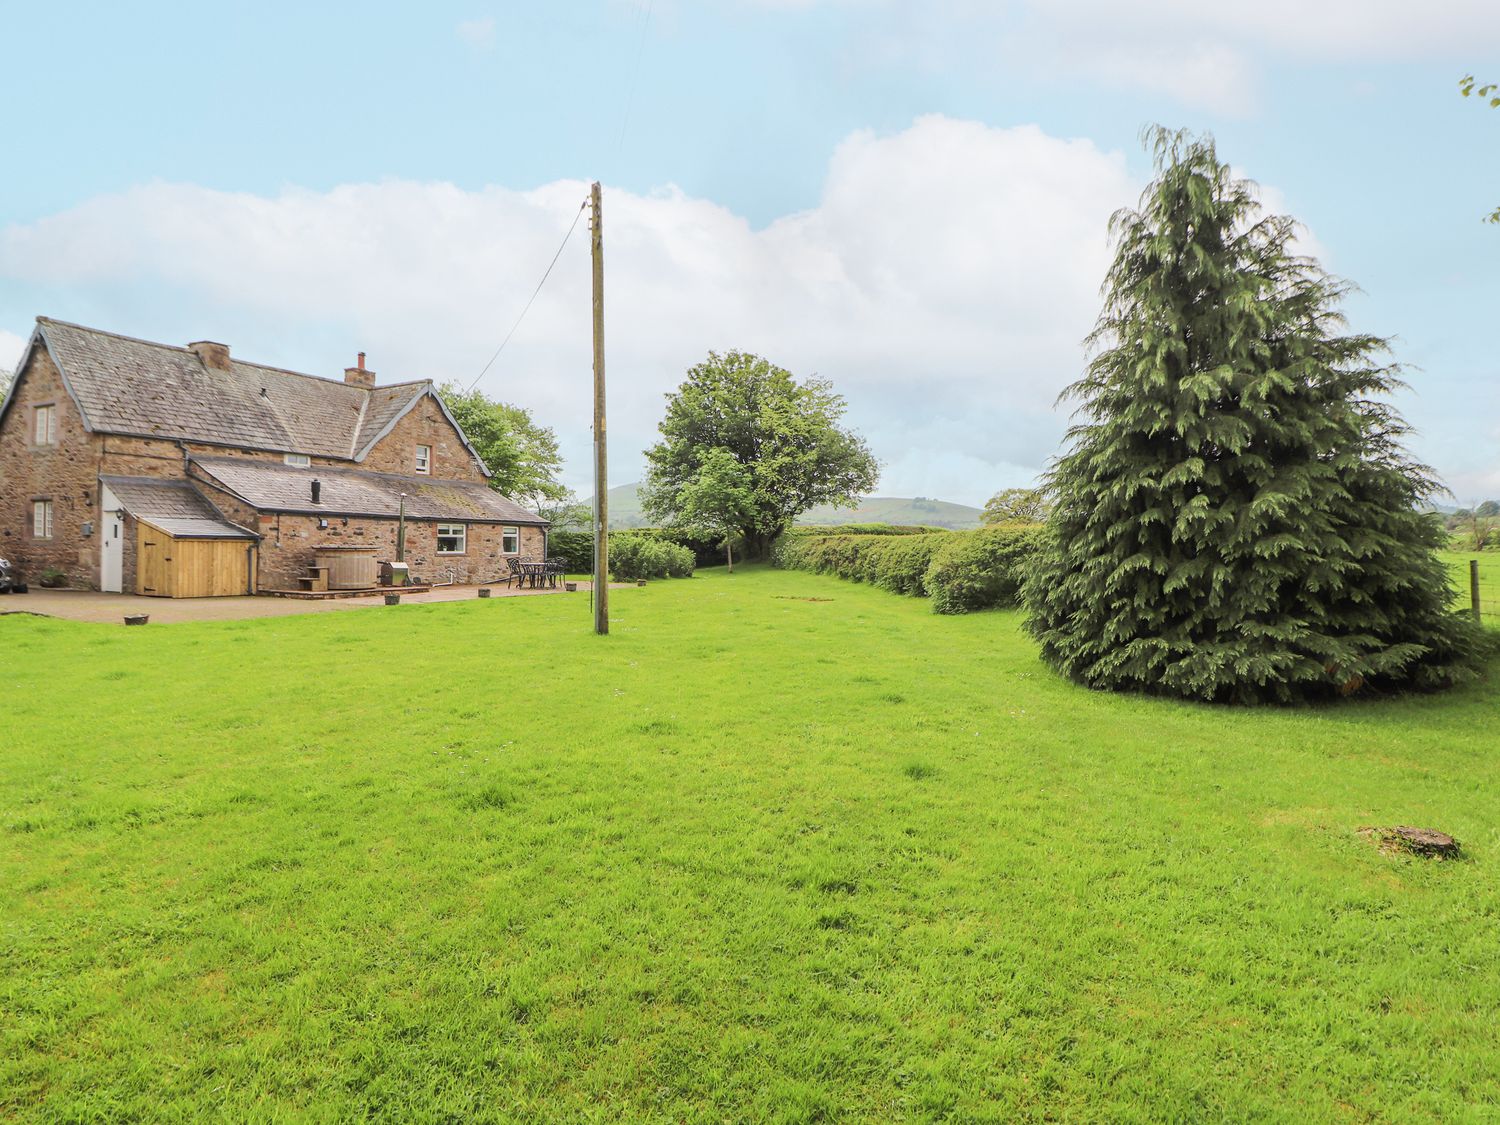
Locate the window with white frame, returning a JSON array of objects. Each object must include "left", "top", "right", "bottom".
[
  {"left": 502, "top": 526, "right": 519, "bottom": 554},
  {"left": 436, "top": 523, "right": 466, "bottom": 554},
  {"left": 32, "top": 500, "right": 53, "bottom": 539},
  {"left": 284, "top": 453, "right": 311, "bottom": 468},
  {"left": 415, "top": 445, "right": 431, "bottom": 474},
  {"left": 34, "top": 404, "right": 57, "bottom": 445}
]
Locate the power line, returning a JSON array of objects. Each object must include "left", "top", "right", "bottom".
[
  {"left": 614, "top": 0, "right": 653, "bottom": 159},
  {"left": 467, "top": 196, "right": 589, "bottom": 391}
]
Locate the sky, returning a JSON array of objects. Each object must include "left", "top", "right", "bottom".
[{"left": 1, "top": 0, "right": 1497, "bottom": 506}]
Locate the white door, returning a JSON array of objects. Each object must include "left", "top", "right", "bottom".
[{"left": 100, "top": 488, "right": 124, "bottom": 593}]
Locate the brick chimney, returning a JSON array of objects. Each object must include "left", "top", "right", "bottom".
[
  {"left": 344, "top": 351, "right": 375, "bottom": 388},
  {"left": 188, "top": 340, "right": 232, "bottom": 372}
]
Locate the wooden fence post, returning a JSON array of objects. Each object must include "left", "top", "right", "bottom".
[{"left": 1472, "top": 559, "right": 1482, "bottom": 624}]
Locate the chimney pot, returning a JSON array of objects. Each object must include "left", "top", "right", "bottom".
[
  {"left": 188, "top": 340, "right": 232, "bottom": 372},
  {"left": 358, "top": 351, "right": 366, "bottom": 371}
]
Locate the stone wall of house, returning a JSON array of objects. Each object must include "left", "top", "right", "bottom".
[
  {"left": 1, "top": 360, "right": 510, "bottom": 592},
  {"left": 0, "top": 347, "right": 104, "bottom": 586},
  {"left": 361, "top": 395, "right": 488, "bottom": 482},
  {"left": 252, "top": 514, "right": 546, "bottom": 591},
  {"left": 97, "top": 436, "right": 339, "bottom": 477}
]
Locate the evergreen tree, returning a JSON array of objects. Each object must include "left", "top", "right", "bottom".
[{"left": 1024, "top": 128, "right": 1484, "bottom": 704}]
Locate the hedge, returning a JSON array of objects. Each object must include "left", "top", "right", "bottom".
[
  {"left": 548, "top": 530, "right": 594, "bottom": 573},
  {"left": 608, "top": 534, "right": 695, "bottom": 581},
  {"left": 550, "top": 528, "right": 726, "bottom": 574},
  {"left": 771, "top": 524, "right": 1043, "bottom": 614},
  {"left": 924, "top": 524, "right": 1046, "bottom": 614}
]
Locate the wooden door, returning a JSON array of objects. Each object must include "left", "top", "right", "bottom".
[
  {"left": 168, "top": 539, "right": 252, "bottom": 597},
  {"left": 137, "top": 525, "right": 173, "bottom": 597}
]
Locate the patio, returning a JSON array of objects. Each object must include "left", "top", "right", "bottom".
[{"left": 0, "top": 580, "right": 619, "bottom": 625}]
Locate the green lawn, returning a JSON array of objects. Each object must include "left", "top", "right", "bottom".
[
  {"left": 3, "top": 566, "right": 1499, "bottom": 1122},
  {"left": 1439, "top": 549, "right": 1500, "bottom": 623}
]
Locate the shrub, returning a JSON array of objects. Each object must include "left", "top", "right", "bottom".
[
  {"left": 552, "top": 529, "right": 711, "bottom": 575},
  {"left": 608, "top": 535, "right": 695, "bottom": 581},
  {"left": 772, "top": 532, "right": 950, "bottom": 596},
  {"left": 925, "top": 524, "right": 1044, "bottom": 614},
  {"left": 774, "top": 525, "right": 1045, "bottom": 613},
  {"left": 548, "top": 530, "right": 594, "bottom": 573}
]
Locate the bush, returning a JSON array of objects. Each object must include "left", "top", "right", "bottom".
[
  {"left": 548, "top": 530, "right": 594, "bottom": 573},
  {"left": 925, "top": 524, "right": 1045, "bottom": 614},
  {"left": 627, "top": 528, "right": 733, "bottom": 568},
  {"left": 608, "top": 535, "right": 695, "bottom": 581},
  {"left": 555, "top": 529, "right": 727, "bottom": 575},
  {"left": 771, "top": 532, "right": 950, "bottom": 596},
  {"left": 773, "top": 525, "right": 1044, "bottom": 613}
]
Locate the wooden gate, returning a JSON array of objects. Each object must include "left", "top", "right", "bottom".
[{"left": 137, "top": 523, "right": 257, "bottom": 597}]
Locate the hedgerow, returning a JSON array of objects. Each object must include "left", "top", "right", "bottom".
[
  {"left": 548, "top": 530, "right": 593, "bottom": 573},
  {"left": 772, "top": 525, "right": 1042, "bottom": 613},
  {"left": 926, "top": 525, "right": 1046, "bottom": 614}
]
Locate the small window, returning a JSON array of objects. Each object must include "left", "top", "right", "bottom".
[
  {"left": 502, "top": 526, "right": 519, "bottom": 554},
  {"left": 284, "top": 453, "right": 311, "bottom": 468},
  {"left": 34, "top": 405, "right": 57, "bottom": 445},
  {"left": 437, "top": 523, "right": 466, "bottom": 554},
  {"left": 415, "top": 445, "right": 431, "bottom": 474},
  {"left": 33, "top": 500, "right": 53, "bottom": 539}
]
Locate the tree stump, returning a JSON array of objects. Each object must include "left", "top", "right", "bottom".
[{"left": 1361, "top": 825, "right": 1460, "bottom": 859}]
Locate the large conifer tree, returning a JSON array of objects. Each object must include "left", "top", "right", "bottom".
[{"left": 1024, "top": 129, "right": 1483, "bottom": 704}]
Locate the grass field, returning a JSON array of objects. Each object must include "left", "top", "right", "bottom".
[
  {"left": 1439, "top": 549, "right": 1500, "bottom": 623},
  {"left": 3, "top": 566, "right": 1499, "bottom": 1121}
]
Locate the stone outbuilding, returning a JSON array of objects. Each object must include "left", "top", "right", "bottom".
[{"left": 0, "top": 317, "right": 549, "bottom": 595}]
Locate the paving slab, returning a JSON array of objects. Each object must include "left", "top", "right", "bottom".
[{"left": 0, "top": 581, "right": 621, "bottom": 625}]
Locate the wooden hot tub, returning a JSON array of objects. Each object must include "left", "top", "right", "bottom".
[{"left": 312, "top": 546, "right": 380, "bottom": 590}]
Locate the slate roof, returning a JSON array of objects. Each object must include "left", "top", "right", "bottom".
[
  {"left": 28, "top": 318, "right": 473, "bottom": 467},
  {"left": 190, "top": 457, "right": 548, "bottom": 524},
  {"left": 99, "top": 474, "right": 258, "bottom": 540},
  {"left": 140, "top": 517, "right": 258, "bottom": 540}
]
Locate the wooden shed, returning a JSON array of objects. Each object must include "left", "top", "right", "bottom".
[{"left": 136, "top": 518, "right": 258, "bottom": 598}]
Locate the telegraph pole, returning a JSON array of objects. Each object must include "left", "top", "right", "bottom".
[{"left": 591, "top": 181, "right": 609, "bottom": 636}]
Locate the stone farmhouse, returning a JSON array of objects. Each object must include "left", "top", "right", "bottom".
[{"left": 0, "top": 318, "right": 548, "bottom": 596}]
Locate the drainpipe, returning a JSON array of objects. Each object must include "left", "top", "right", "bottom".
[{"left": 396, "top": 494, "right": 406, "bottom": 563}]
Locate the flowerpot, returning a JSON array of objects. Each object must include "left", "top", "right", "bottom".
[
  {"left": 564, "top": 582, "right": 578, "bottom": 592},
  {"left": 384, "top": 593, "right": 401, "bottom": 606},
  {"left": 123, "top": 614, "right": 149, "bottom": 626},
  {"left": 478, "top": 588, "right": 492, "bottom": 598}
]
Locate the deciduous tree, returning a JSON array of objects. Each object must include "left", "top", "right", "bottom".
[
  {"left": 1024, "top": 128, "right": 1483, "bottom": 703},
  {"left": 674, "top": 449, "right": 755, "bottom": 572},
  {"left": 982, "top": 487, "right": 1049, "bottom": 524},
  {"left": 643, "top": 351, "right": 879, "bottom": 556},
  {"left": 438, "top": 384, "right": 568, "bottom": 513},
  {"left": 1460, "top": 75, "right": 1500, "bottom": 223}
]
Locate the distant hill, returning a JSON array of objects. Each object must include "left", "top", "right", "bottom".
[
  {"left": 795, "top": 496, "right": 984, "bottom": 530},
  {"left": 584, "top": 483, "right": 984, "bottom": 531}
]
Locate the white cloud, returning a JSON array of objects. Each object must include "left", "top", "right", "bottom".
[
  {"left": 760, "top": 0, "right": 1500, "bottom": 113},
  {"left": 0, "top": 329, "right": 25, "bottom": 374},
  {"left": 0, "top": 117, "right": 1136, "bottom": 504},
  {"left": 456, "top": 17, "right": 496, "bottom": 49}
]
